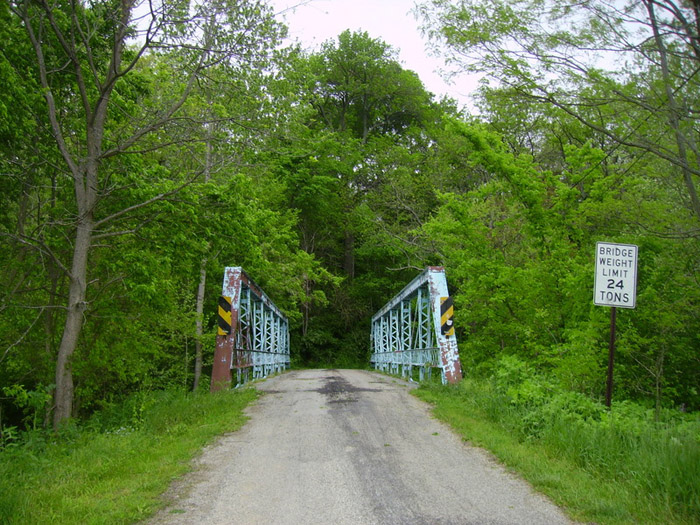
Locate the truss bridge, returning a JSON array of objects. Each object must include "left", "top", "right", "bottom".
[
  {"left": 370, "top": 267, "right": 462, "bottom": 384},
  {"left": 211, "top": 267, "right": 290, "bottom": 390}
]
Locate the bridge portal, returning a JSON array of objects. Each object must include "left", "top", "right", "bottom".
[
  {"left": 370, "top": 267, "right": 462, "bottom": 384},
  {"left": 211, "top": 267, "right": 290, "bottom": 391}
]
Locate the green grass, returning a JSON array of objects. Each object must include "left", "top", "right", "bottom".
[
  {"left": 0, "top": 387, "right": 259, "bottom": 525},
  {"left": 414, "top": 380, "right": 700, "bottom": 525}
]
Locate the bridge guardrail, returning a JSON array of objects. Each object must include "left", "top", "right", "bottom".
[
  {"left": 370, "top": 267, "right": 462, "bottom": 384},
  {"left": 211, "top": 267, "right": 290, "bottom": 390}
]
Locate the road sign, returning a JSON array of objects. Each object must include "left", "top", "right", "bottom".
[
  {"left": 217, "top": 295, "right": 232, "bottom": 335},
  {"left": 594, "top": 242, "right": 638, "bottom": 309},
  {"left": 440, "top": 296, "right": 454, "bottom": 336}
]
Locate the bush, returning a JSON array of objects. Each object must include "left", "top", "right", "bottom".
[{"left": 444, "top": 359, "right": 700, "bottom": 522}]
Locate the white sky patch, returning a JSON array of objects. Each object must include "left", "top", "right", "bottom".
[{"left": 268, "top": 0, "right": 479, "bottom": 111}]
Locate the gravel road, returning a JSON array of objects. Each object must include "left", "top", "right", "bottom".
[{"left": 146, "top": 369, "right": 573, "bottom": 525}]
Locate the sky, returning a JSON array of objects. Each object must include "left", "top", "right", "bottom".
[{"left": 268, "top": 0, "right": 479, "bottom": 110}]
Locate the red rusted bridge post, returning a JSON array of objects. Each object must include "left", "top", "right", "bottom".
[{"left": 211, "top": 267, "right": 289, "bottom": 392}]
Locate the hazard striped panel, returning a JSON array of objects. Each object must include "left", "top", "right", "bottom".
[
  {"left": 217, "top": 296, "right": 232, "bottom": 335},
  {"left": 440, "top": 296, "right": 454, "bottom": 336}
]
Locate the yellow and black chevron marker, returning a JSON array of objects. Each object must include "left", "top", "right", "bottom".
[
  {"left": 440, "top": 296, "right": 454, "bottom": 336},
  {"left": 217, "top": 296, "right": 232, "bottom": 336}
]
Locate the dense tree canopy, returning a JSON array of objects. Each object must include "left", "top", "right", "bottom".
[
  {"left": 1, "top": 1, "right": 699, "bottom": 433},
  {"left": 416, "top": 0, "right": 700, "bottom": 411}
]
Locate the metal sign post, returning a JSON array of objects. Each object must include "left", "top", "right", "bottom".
[
  {"left": 593, "top": 242, "right": 638, "bottom": 407},
  {"left": 605, "top": 306, "right": 617, "bottom": 408}
]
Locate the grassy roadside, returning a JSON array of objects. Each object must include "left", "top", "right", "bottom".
[
  {"left": 414, "top": 379, "right": 700, "bottom": 525},
  {"left": 0, "top": 387, "right": 259, "bottom": 525}
]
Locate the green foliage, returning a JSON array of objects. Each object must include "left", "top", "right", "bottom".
[
  {"left": 0, "top": 387, "right": 258, "bottom": 524},
  {"left": 412, "top": 0, "right": 700, "bottom": 417},
  {"left": 418, "top": 117, "right": 700, "bottom": 411},
  {"left": 1, "top": 384, "right": 52, "bottom": 432},
  {"left": 416, "top": 364, "right": 700, "bottom": 524},
  {"left": 1, "top": 0, "right": 699, "bottom": 448}
]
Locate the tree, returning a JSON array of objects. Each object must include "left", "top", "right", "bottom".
[
  {"left": 416, "top": 0, "right": 700, "bottom": 226},
  {"left": 5, "top": 0, "right": 284, "bottom": 427},
  {"left": 294, "top": 30, "right": 440, "bottom": 277},
  {"left": 267, "top": 32, "right": 454, "bottom": 365}
]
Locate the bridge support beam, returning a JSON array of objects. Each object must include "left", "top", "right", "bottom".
[
  {"left": 211, "top": 267, "right": 290, "bottom": 391},
  {"left": 370, "top": 267, "right": 462, "bottom": 384}
]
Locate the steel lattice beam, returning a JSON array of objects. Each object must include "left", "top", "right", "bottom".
[
  {"left": 370, "top": 267, "right": 462, "bottom": 384},
  {"left": 211, "top": 267, "right": 290, "bottom": 391}
]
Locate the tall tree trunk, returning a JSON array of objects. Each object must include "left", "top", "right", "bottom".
[
  {"left": 646, "top": 0, "right": 700, "bottom": 221},
  {"left": 193, "top": 116, "right": 214, "bottom": 391},
  {"left": 193, "top": 258, "right": 207, "bottom": 391},
  {"left": 361, "top": 94, "right": 370, "bottom": 142},
  {"left": 302, "top": 275, "right": 310, "bottom": 337},
  {"left": 344, "top": 230, "right": 355, "bottom": 278},
  {"left": 53, "top": 213, "right": 93, "bottom": 427}
]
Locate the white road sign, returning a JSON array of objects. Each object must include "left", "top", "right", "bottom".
[{"left": 594, "top": 242, "right": 638, "bottom": 309}]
